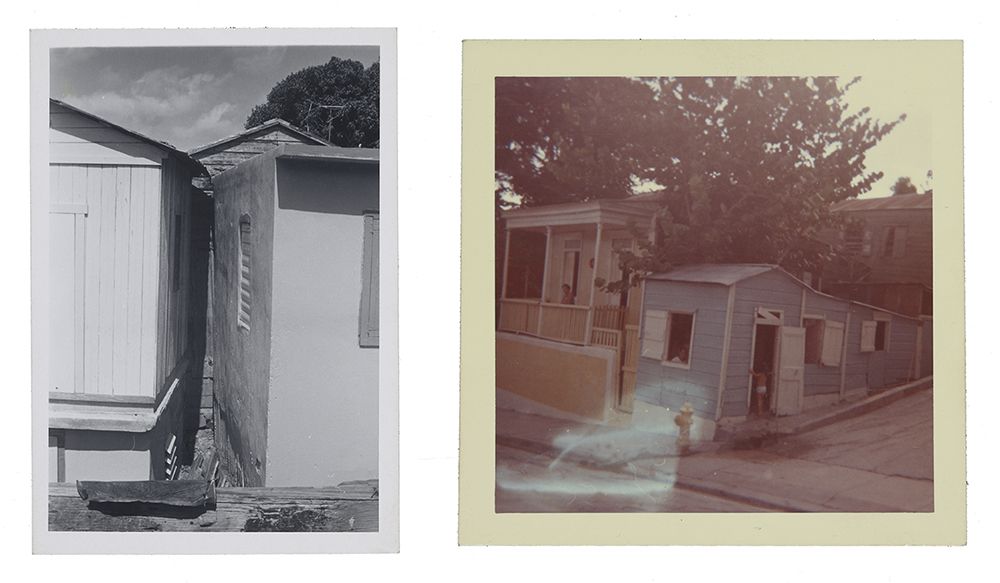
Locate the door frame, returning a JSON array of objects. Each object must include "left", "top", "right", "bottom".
[{"left": 746, "top": 307, "right": 784, "bottom": 412}]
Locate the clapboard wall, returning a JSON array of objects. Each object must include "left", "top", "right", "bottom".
[
  {"left": 635, "top": 281, "right": 729, "bottom": 419},
  {"left": 48, "top": 101, "right": 195, "bottom": 400},
  {"left": 637, "top": 266, "right": 928, "bottom": 422}
]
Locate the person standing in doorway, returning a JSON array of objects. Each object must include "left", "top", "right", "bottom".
[{"left": 750, "top": 368, "right": 769, "bottom": 416}]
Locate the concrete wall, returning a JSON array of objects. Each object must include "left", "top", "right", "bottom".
[
  {"left": 265, "top": 158, "right": 379, "bottom": 487},
  {"left": 497, "top": 332, "right": 617, "bottom": 422},
  {"left": 212, "top": 153, "right": 277, "bottom": 487}
]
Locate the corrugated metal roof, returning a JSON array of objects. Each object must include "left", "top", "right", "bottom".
[
  {"left": 831, "top": 193, "right": 933, "bottom": 212},
  {"left": 646, "top": 264, "right": 777, "bottom": 285}
]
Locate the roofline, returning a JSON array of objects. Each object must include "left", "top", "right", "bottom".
[
  {"left": 51, "top": 98, "right": 206, "bottom": 174},
  {"left": 188, "top": 118, "right": 333, "bottom": 156},
  {"left": 274, "top": 143, "right": 379, "bottom": 164},
  {"left": 646, "top": 263, "right": 922, "bottom": 322},
  {"left": 501, "top": 197, "right": 658, "bottom": 219}
]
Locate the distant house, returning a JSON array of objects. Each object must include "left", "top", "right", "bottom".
[
  {"left": 211, "top": 143, "right": 379, "bottom": 487},
  {"left": 635, "top": 264, "right": 930, "bottom": 440},
  {"left": 822, "top": 193, "right": 933, "bottom": 316},
  {"left": 47, "top": 99, "right": 207, "bottom": 482},
  {"left": 189, "top": 118, "right": 332, "bottom": 191}
]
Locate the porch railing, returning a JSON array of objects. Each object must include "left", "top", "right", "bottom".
[{"left": 499, "top": 299, "right": 626, "bottom": 347}]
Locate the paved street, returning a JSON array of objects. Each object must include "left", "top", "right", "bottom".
[
  {"left": 496, "top": 389, "right": 933, "bottom": 513},
  {"left": 496, "top": 445, "right": 771, "bottom": 512}
]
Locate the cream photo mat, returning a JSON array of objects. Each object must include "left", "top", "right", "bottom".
[{"left": 459, "top": 39, "right": 965, "bottom": 545}]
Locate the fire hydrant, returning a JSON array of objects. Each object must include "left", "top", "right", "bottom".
[{"left": 674, "top": 402, "right": 695, "bottom": 455}]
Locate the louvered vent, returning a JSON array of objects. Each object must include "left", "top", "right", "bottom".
[{"left": 238, "top": 215, "right": 251, "bottom": 331}]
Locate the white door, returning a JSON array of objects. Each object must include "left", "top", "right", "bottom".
[
  {"left": 775, "top": 326, "right": 805, "bottom": 416},
  {"left": 49, "top": 207, "right": 85, "bottom": 393}
]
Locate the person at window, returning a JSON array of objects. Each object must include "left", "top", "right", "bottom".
[
  {"left": 560, "top": 283, "right": 575, "bottom": 305},
  {"left": 671, "top": 345, "right": 689, "bottom": 364}
]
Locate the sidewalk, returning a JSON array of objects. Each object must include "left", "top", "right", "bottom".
[{"left": 496, "top": 377, "right": 933, "bottom": 512}]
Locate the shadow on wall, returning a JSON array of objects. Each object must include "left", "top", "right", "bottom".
[
  {"left": 276, "top": 158, "right": 379, "bottom": 215},
  {"left": 178, "top": 188, "right": 214, "bottom": 467}
]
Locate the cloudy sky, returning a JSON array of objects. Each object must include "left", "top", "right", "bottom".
[{"left": 51, "top": 46, "right": 379, "bottom": 151}]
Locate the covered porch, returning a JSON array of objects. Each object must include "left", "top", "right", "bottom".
[{"left": 497, "top": 199, "right": 657, "bottom": 348}]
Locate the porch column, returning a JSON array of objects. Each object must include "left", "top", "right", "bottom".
[
  {"left": 585, "top": 222, "right": 603, "bottom": 345},
  {"left": 538, "top": 226, "right": 552, "bottom": 336},
  {"left": 500, "top": 228, "right": 511, "bottom": 300}
]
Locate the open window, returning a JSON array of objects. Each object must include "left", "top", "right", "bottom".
[
  {"left": 803, "top": 317, "right": 825, "bottom": 364},
  {"left": 640, "top": 309, "right": 695, "bottom": 368},
  {"left": 882, "top": 226, "right": 908, "bottom": 258},
  {"left": 664, "top": 312, "right": 695, "bottom": 367},
  {"left": 860, "top": 314, "right": 891, "bottom": 352}
]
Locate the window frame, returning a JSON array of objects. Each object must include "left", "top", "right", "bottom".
[
  {"left": 358, "top": 211, "right": 379, "bottom": 348},
  {"left": 236, "top": 214, "right": 252, "bottom": 333},
  {"left": 802, "top": 314, "right": 826, "bottom": 365},
  {"left": 661, "top": 310, "right": 696, "bottom": 370}
]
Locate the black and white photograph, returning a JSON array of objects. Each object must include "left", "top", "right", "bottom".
[{"left": 31, "top": 29, "right": 397, "bottom": 551}]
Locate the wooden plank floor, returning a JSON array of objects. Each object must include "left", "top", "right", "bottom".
[{"left": 49, "top": 480, "right": 378, "bottom": 532}]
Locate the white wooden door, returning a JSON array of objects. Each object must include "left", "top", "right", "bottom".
[
  {"left": 775, "top": 326, "right": 805, "bottom": 416},
  {"left": 49, "top": 207, "right": 86, "bottom": 393}
]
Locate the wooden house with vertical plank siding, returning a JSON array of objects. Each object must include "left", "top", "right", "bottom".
[{"left": 47, "top": 99, "right": 207, "bottom": 483}]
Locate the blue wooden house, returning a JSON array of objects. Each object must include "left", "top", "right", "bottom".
[{"left": 635, "top": 264, "right": 930, "bottom": 439}]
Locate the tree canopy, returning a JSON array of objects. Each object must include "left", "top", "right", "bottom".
[
  {"left": 247, "top": 57, "right": 379, "bottom": 148},
  {"left": 890, "top": 176, "right": 919, "bottom": 196},
  {"left": 496, "top": 76, "right": 904, "bottom": 287}
]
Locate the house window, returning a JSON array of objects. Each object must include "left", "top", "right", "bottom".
[
  {"left": 664, "top": 312, "right": 695, "bottom": 367},
  {"left": 359, "top": 212, "right": 379, "bottom": 347},
  {"left": 860, "top": 317, "right": 890, "bottom": 352},
  {"left": 874, "top": 320, "right": 888, "bottom": 350},
  {"left": 803, "top": 317, "right": 825, "bottom": 364},
  {"left": 237, "top": 215, "right": 251, "bottom": 332},
  {"left": 642, "top": 309, "right": 695, "bottom": 367},
  {"left": 882, "top": 226, "right": 908, "bottom": 258}
]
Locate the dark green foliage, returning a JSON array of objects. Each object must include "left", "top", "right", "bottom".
[
  {"left": 247, "top": 57, "right": 379, "bottom": 148},
  {"left": 496, "top": 76, "right": 904, "bottom": 290},
  {"left": 891, "top": 176, "right": 918, "bottom": 196}
]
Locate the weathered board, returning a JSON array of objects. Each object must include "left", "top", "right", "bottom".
[{"left": 48, "top": 480, "right": 378, "bottom": 532}]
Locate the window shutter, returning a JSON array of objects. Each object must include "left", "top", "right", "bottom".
[
  {"left": 640, "top": 309, "right": 667, "bottom": 359},
  {"left": 359, "top": 213, "right": 379, "bottom": 347},
  {"left": 821, "top": 320, "right": 845, "bottom": 366},
  {"left": 860, "top": 320, "right": 877, "bottom": 352}
]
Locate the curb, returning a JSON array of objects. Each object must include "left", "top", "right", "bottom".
[{"left": 784, "top": 376, "right": 933, "bottom": 436}]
